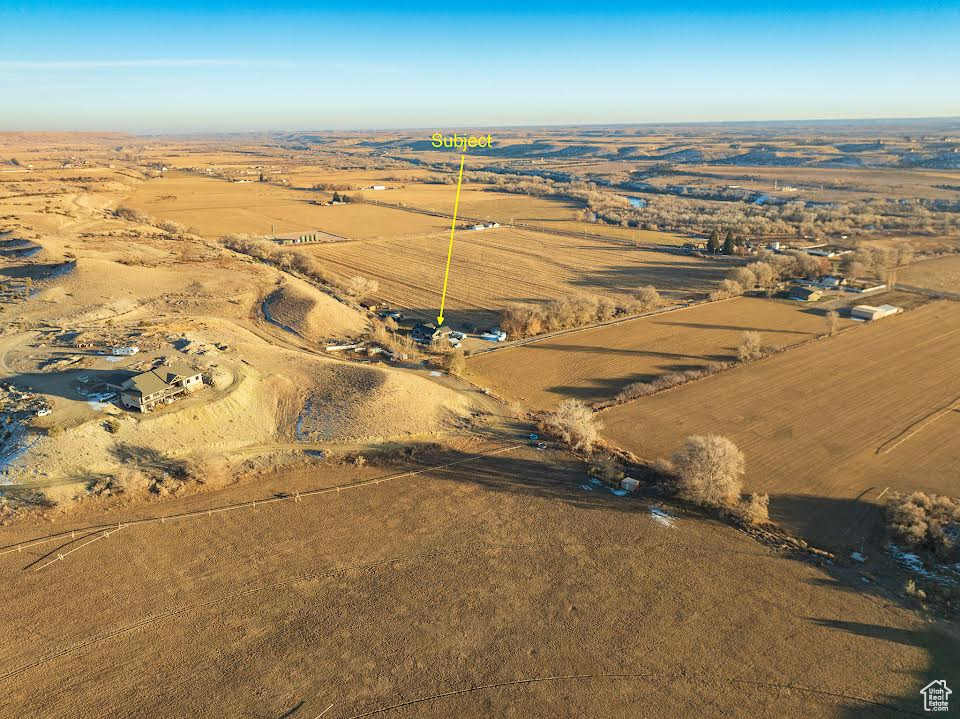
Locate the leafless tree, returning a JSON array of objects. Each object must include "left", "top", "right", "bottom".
[
  {"left": 671, "top": 434, "right": 745, "bottom": 508},
  {"left": 538, "top": 399, "right": 601, "bottom": 453},
  {"left": 737, "top": 331, "right": 764, "bottom": 362}
]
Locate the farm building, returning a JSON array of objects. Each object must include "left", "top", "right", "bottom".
[
  {"left": 410, "top": 322, "right": 453, "bottom": 345},
  {"left": 850, "top": 304, "right": 902, "bottom": 321},
  {"left": 119, "top": 362, "right": 203, "bottom": 412},
  {"left": 788, "top": 286, "right": 822, "bottom": 302},
  {"left": 815, "top": 275, "right": 846, "bottom": 289},
  {"left": 270, "top": 229, "right": 347, "bottom": 245}
]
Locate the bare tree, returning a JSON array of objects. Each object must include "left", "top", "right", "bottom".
[
  {"left": 345, "top": 275, "right": 379, "bottom": 301},
  {"left": 737, "top": 331, "right": 764, "bottom": 362},
  {"left": 728, "top": 267, "right": 757, "bottom": 290},
  {"left": 538, "top": 399, "right": 601, "bottom": 453},
  {"left": 825, "top": 309, "right": 839, "bottom": 337},
  {"left": 671, "top": 435, "right": 745, "bottom": 507}
]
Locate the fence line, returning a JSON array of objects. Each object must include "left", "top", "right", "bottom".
[{"left": 24, "top": 444, "right": 524, "bottom": 572}]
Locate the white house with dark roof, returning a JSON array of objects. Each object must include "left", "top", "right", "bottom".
[{"left": 119, "top": 362, "right": 203, "bottom": 412}]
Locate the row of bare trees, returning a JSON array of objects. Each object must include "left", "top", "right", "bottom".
[
  {"left": 222, "top": 234, "right": 378, "bottom": 302},
  {"left": 499, "top": 287, "right": 661, "bottom": 339}
]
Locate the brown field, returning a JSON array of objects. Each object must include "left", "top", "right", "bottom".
[
  {"left": 600, "top": 301, "right": 960, "bottom": 545},
  {"left": 2, "top": 445, "right": 956, "bottom": 719},
  {"left": 123, "top": 173, "right": 451, "bottom": 238},
  {"left": 467, "top": 297, "right": 843, "bottom": 409},
  {"left": 305, "top": 227, "right": 726, "bottom": 326},
  {"left": 897, "top": 254, "right": 960, "bottom": 295}
]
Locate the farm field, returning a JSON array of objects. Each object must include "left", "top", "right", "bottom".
[
  {"left": 600, "top": 301, "right": 960, "bottom": 546},
  {"left": 123, "top": 173, "right": 451, "bottom": 238},
  {"left": 305, "top": 227, "right": 727, "bottom": 326},
  {"left": 897, "top": 254, "right": 960, "bottom": 295},
  {"left": 466, "top": 297, "right": 843, "bottom": 409},
  {"left": 1, "top": 445, "right": 954, "bottom": 719}
]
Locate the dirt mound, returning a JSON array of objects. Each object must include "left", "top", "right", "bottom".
[
  {"left": 297, "top": 364, "right": 472, "bottom": 442},
  {"left": 264, "top": 278, "right": 366, "bottom": 342}
]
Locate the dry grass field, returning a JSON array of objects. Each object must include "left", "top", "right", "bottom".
[
  {"left": 1, "top": 444, "right": 955, "bottom": 719},
  {"left": 306, "top": 227, "right": 726, "bottom": 326},
  {"left": 124, "top": 173, "right": 451, "bottom": 239},
  {"left": 600, "top": 301, "right": 960, "bottom": 545},
  {"left": 897, "top": 254, "right": 960, "bottom": 295},
  {"left": 3, "top": 127, "right": 960, "bottom": 719},
  {"left": 466, "top": 298, "right": 844, "bottom": 409}
]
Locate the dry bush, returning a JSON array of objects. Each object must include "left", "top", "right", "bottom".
[
  {"left": 627, "top": 285, "right": 662, "bottom": 313},
  {"left": 728, "top": 267, "right": 757, "bottom": 289},
  {"left": 345, "top": 275, "right": 379, "bottom": 301},
  {"left": 115, "top": 206, "right": 151, "bottom": 224},
  {"left": 670, "top": 435, "right": 745, "bottom": 508},
  {"left": 538, "top": 399, "right": 601, "bottom": 453},
  {"left": 825, "top": 309, "right": 839, "bottom": 336},
  {"left": 103, "top": 417, "right": 122, "bottom": 434},
  {"left": 747, "top": 261, "right": 776, "bottom": 287},
  {"left": 610, "top": 362, "right": 731, "bottom": 406},
  {"left": 887, "top": 491, "right": 960, "bottom": 558},
  {"left": 112, "top": 466, "right": 150, "bottom": 494},
  {"left": 500, "top": 290, "right": 659, "bottom": 339},
  {"left": 181, "top": 450, "right": 230, "bottom": 488},
  {"left": 444, "top": 347, "right": 466, "bottom": 376},
  {"left": 737, "top": 331, "right": 764, "bottom": 362},
  {"left": 735, "top": 492, "right": 770, "bottom": 524},
  {"left": 709, "top": 279, "right": 743, "bottom": 301},
  {"left": 590, "top": 455, "right": 624, "bottom": 484}
]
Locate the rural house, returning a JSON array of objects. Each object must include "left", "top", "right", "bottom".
[
  {"left": 119, "top": 362, "right": 204, "bottom": 412},
  {"left": 788, "top": 286, "right": 822, "bottom": 302},
  {"left": 410, "top": 322, "right": 453, "bottom": 345}
]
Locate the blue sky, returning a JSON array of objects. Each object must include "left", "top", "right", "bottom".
[{"left": 1, "top": 1, "right": 958, "bottom": 131}]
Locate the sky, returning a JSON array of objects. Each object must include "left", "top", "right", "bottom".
[{"left": 1, "top": 1, "right": 958, "bottom": 132}]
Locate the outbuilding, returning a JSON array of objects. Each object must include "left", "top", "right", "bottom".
[
  {"left": 850, "top": 304, "right": 901, "bottom": 321},
  {"left": 788, "top": 286, "right": 822, "bottom": 302}
]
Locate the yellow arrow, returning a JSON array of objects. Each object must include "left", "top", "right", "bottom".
[{"left": 437, "top": 153, "right": 465, "bottom": 326}]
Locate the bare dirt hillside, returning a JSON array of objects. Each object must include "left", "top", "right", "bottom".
[
  {"left": 263, "top": 276, "right": 367, "bottom": 342},
  {"left": 297, "top": 364, "right": 474, "bottom": 443}
]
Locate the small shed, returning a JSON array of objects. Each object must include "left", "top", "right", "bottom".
[{"left": 620, "top": 477, "right": 640, "bottom": 493}]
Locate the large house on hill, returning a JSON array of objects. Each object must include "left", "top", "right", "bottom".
[{"left": 119, "top": 363, "right": 203, "bottom": 412}]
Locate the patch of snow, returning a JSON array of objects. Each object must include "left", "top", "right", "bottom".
[
  {"left": 429, "top": 370, "right": 442, "bottom": 377},
  {"left": 649, "top": 506, "right": 676, "bottom": 528}
]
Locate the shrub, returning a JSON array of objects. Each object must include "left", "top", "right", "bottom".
[
  {"left": 735, "top": 492, "right": 770, "bottom": 524},
  {"left": 628, "top": 285, "right": 662, "bottom": 313},
  {"left": 671, "top": 435, "right": 745, "bottom": 508},
  {"left": 737, "top": 331, "right": 764, "bottom": 362},
  {"left": 444, "top": 348, "right": 466, "bottom": 376},
  {"left": 887, "top": 491, "right": 960, "bottom": 558},
  {"left": 103, "top": 417, "right": 122, "bottom": 434},
  {"left": 538, "top": 399, "right": 601, "bottom": 453},
  {"left": 180, "top": 450, "right": 230, "bottom": 488},
  {"left": 728, "top": 267, "right": 757, "bottom": 289},
  {"left": 345, "top": 275, "right": 379, "bottom": 301},
  {"left": 825, "top": 309, "right": 839, "bottom": 336},
  {"left": 115, "top": 206, "right": 151, "bottom": 224},
  {"left": 709, "top": 279, "right": 743, "bottom": 301}
]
